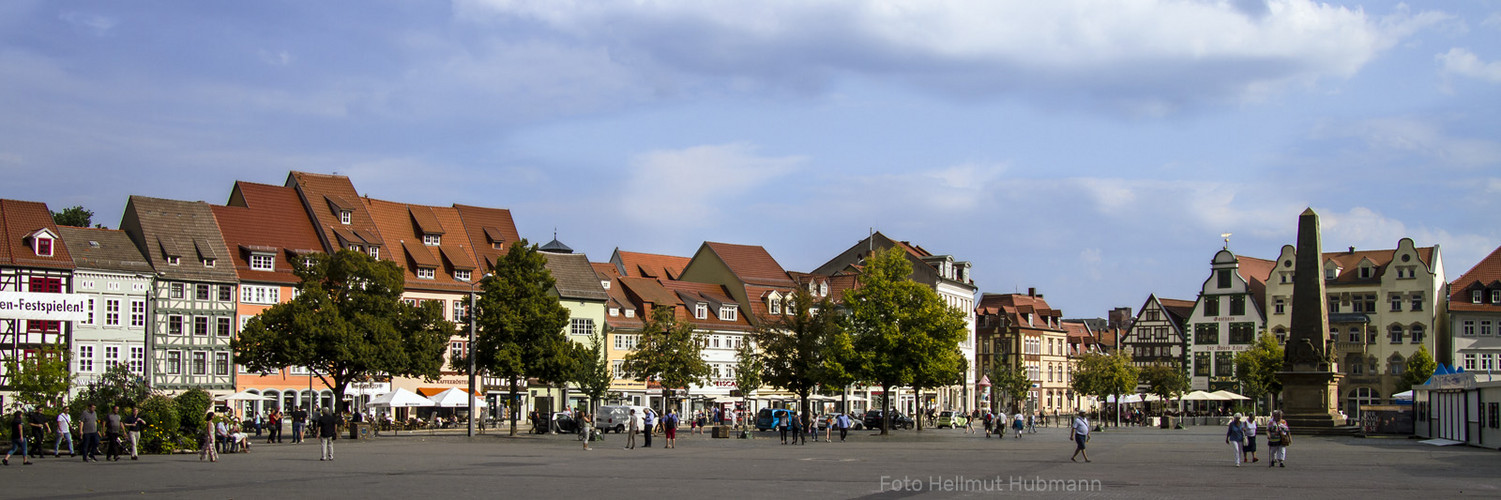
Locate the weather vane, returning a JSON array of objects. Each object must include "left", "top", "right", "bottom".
[{"left": 1221, "top": 232, "right": 1232, "bottom": 249}]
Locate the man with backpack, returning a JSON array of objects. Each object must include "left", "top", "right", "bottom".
[{"left": 662, "top": 409, "right": 679, "bottom": 449}]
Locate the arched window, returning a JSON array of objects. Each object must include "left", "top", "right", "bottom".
[
  {"left": 1388, "top": 324, "right": 1404, "bottom": 344},
  {"left": 1345, "top": 353, "right": 1364, "bottom": 375},
  {"left": 264, "top": 390, "right": 281, "bottom": 411},
  {"left": 1409, "top": 324, "right": 1425, "bottom": 344},
  {"left": 1388, "top": 354, "right": 1406, "bottom": 375},
  {"left": 1345, "top": 387, "right": 1380, "bottom": 418},
  {"left": 1273, "top": 327, "right": 1287, "bottom": 344}
]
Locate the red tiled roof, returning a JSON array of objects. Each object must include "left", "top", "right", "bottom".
[
  {"left": 452, "top": 204, "right": 520, "bottom": 274},
  {"left": 1450, "top": 246, "right": 1501, "bottom": 312},
  {"left": 0, "top": 199, "right": 74, "bottom": 270},
  {"left": 212, "top": 181, "right": 325, "bottom": 285},
  {"left": 975, "top": 292, "right": 1064, "bottom": 331},
  {"left": 1236, "top": 255, "right": 1276, "bottom": 315},
  {"left": 701, "top": 241, "right": 795, "bottom": 287},
  {"left": 616, "top": 250, "right": 689, "bottom": 280},
  {"left": 364, "top": 197, "right": 482, "bottom": 292},
  {"left": 1321, "top": 246, "right": 1436, "bottom": 283},
  {"left": 287, "top": 171, "right": 386, "bottom": 254}
]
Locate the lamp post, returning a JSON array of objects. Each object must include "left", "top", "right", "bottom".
[{"left": 468, "top": 287, "right": 477, "bottom": 437}]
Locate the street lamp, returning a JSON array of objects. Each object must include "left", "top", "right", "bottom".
[{"left": 467, "top": 273, "right": 491, "bottom": 438}]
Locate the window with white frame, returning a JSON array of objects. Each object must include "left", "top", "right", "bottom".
[
  {"left": 452, "top": 300, "right": 468, "bottom": 322},
  {"left": 241, "top": 285, "right": 281, "bottom": 305},
  {"left": 454, "top": 270, "right": 471, "bottom": 282},
  {"left": 214, "top": 352, "right": 229, "bottom": 375},
  {"left": 624, "top": 309, "right": 635, "bottom": 318},
  {"left": 423, "top": 234, "right": 441, "bottom": 246},
  {"left": 609, "top": 307, "right": 619, "bottom": 317},
  {"left": 104, "top": 345, "right": 120, "bottom": 368},
  {"left": 1476, "top": 290, "right": 1484, "bottom": 304},
  {"left": 694, "top": 303, "right": 707, "bottom": 319},
  {"left": 166, "top": 351, "right": 182, "bottom": 375},
  {"left": 84, "top": 298, "right": 95, "bottom": 325},
  {"left": 78, "top": 345, "right": 94, "bottom": 372},
  {"left": 769, "top": 296, "right": 781, "bottom": 315},
  {"left": 1464, "top": 320, "right": 1476, "bottom": 336},
  {"left": 1482, "top": 321, "right": 1494, "bottom": 336},
  {"left": 416, "top": 267, "right": 436, "bottom": 279},
  {"left": 130, "top": 300, "right": 145, "bottom": 327},
  {"left": 166, "top": 256, "right": 180, "bottom": 266},
  {"left": 1464, "top": 353, "right": 1477, "bottom": 371},
  {"left": 192, "top": 351, "right": 207, "bottom": 375},
  {"left": 1494, "top": 290, "right": 1501, "bottom": 304},
  {"left": 601, "top": 280, "right": 610, "bottom": 289},
  {"left": 450, "top": 341, "right": 465, "bottom": 362},
  {"left": 168, "top": 315, "right": 184, "bottom": 335},
  {"left": 718, "top": 304, "right": 737, "bottom": 321},
  {"left": 129, "top": 346, "right": 145, "bottom": 374},
  {"left": 571, "top": 318, "right": 594, "bottom": 336},
  {"left": 203, "top": 258, "right": 216, "bottom": 268},
  {"left": 1483, "top": 354, "right": 1496, "bottom": 372},
  {"left": 217, "top": 317, "right": 231, "bottom": 337},
  {"left": 104, "top": 299, "right": 121, "bottom": 326},
  {"left": 611, "top": 360, "right": 624, "bottom": 378},
  {"left": 34, "top": 234, "right": 53, "bottom": 257},
  {"left": 250, "top": 253, "right": 275, "bottom": 271},
  {"left": 369, "top": 246, "right": 379, "bottom": 259},
  {"left": 170, "top": 283, "right": 184, "bottom": 299},
  {"left": 339, "top": 210, "right": 352, "bottom": 224},
  {"left": 194, "top": 317, "right": 209, "bottom": 336}
]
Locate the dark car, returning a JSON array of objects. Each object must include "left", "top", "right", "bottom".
[
  {"left": 862, "top": 410, "right": 914, "bottom": 430},
  {"left": 534, "top": 413, "right": 580, "bottom": 434}
]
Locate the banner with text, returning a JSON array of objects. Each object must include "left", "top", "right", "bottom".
[{"left": 0, "top": 292, "right": 91, "bottom": 321}]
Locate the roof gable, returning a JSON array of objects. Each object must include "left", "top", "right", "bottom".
[{"left": 0, "top": 199, "right": 75, "bottom": 270}]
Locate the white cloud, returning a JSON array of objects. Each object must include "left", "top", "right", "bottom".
[
  {"left": 619, "top": 143, "right": 804, "bottom": 227},
  {"left": 257, "top": 49, "right": 294, "bottom": 67},
  {"left": 456, "top": 0, "right": 1446, "bottom": 109},
  {"left": 1437, "top": 47, "right": 1501, "bottom": 83},
  {"left": 1332, "top": 117, "right": 1501, "bottom": 168},
  {"left": 59, "top": 11, "right": 116, "bottom": 36}
]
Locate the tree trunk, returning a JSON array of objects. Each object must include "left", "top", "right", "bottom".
[
  {"left": 880, "top": 383, "right": 892, "bottom": 436},
  {"left": 508, "top": 377, "right": 520, "bottom": 436},
  {"left": 915, "top": 388, "right": 923, "bottom": 431}
]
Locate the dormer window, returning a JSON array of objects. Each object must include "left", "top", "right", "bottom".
[
  {"left": 166, "top": 256, "right": 180, "bottom": 266},
  {"left": 203, "top": 258, "right": 216, "bottom": 268},
  {"left": 423, "top": 234, "right": 441, "bottom": 246},
  {"left": 1358, "top": 266, "right": 1372, "bottom": 279},
  {"left": 1475, "top": 290, "right": 1484, "bottom": 304},
  {"left": 695, "top": 303, "right": 707, "bottom": 319},
  {"left": 819, "top": 282, "right": 828, "bottom": 297},
  {"left": 624, "top": 309, "right": 635, "bottom": 318},
  {"left": 339, "top": 210, "right": 352, "bottom": 225},
  {"left": 454, "top": 270, "right": 471, "bottom": 282},
  {"left": 347, "top": 244, "right": 360, "bottom": 252},
  {"left": 1325, "top": 267, "right": 1338, "bottom": 280},
  {"left": 249, "top": 253, "right": 275, "bottom": 271},
  {"left": 609, "top": 307, "right": 620, "bottom": 317},
  {"left": 718, "top": 305, "right": 738, "bottom": 321},
  {"left": 416, "top": 267, "right": 436, "bottom": 280},
  {"left": 769, "top": 297, "right": 781, "bottom": 315},
  {"left": 34, "top": 235, "right": 53, "bottom": 257},
  {"left": 369, "top": 247, "right": 379, "bottom": 259},
  {"left": 1493, "top": 290, "right": 1500, "bottom": 304}
]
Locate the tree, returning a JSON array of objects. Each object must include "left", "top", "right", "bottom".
[
  {"left": 1071, "top": 351, "right": 1139, "bottom": 426},
  {"left": 733, "top": 338, "right": 764, "bottom": 430},
  {"left": 1400, "top": 345, "right": 1437, "bottom": 393},
  {"left": 623, "top": 306, "right": 711, "bottom": 416},
  {"left": 468, "top": 240, "right": 572, "bottom": 435},
  {"left": 1139, "top": 364, "right": 1189, "bottom": 416},
  {"left": 51, "top": 205, "right": 94, "bottom": 227},
  {"left": 233, "top": 249, "right": 453, "bottom": 413},
  {"left": 844, "top": 247, "right": 970, "bottom": 435},
  {"left": 988, "top": 357, "right": 1032, "bottom": 414},
  {"left": 754, "top": 289, "right": 851, "bottom": 430},
  {"left": 572, "top": 326, "right": 614, "bottom": 414},
  {"left": 2, "top": 343, "right": 72, "bottom": 408},
  {"left": 75, "top": 363, "right": 153, "bottom": 415},
  {"left": 1234, "top": 331, "right": 1284, "bottom": 412}
]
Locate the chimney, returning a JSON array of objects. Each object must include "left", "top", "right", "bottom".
[
  {"left": 1028, "top": 287, "right": 1037, "bottom": 297},
  {"left": 1348, "top": 246, "right": 1355, "bottom": 254}
]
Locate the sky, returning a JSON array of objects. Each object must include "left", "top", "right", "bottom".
[{"left": 2, "top": 0, "right": 1498, "bottom": 319}]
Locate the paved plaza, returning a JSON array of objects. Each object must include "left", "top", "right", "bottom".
[{"left": 4, "top": 423, "right": 1499, "bottom": 499}]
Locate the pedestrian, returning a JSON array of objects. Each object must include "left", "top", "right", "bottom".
[
  {"left": 984, "top": 410, "right": 994, "bottom": 438},
  {"left": 80, "top": 404, "right": 100, "bottom": 462},
  {"left": 779, "top": 411, "right": 790, "bottom": 445},
  {"left": 663, "top": 409, "right": 678, "bottom": 449},
  {"left": 317, "top": 407, "right": 339, "bottom": 461},
  {"left": 199, "top": 412, "right": 218, "bottom": 462},
  {"left": 579, "top": 411, "right": 593, "bottom": 451},
  {"left": 291, "top": 407, "right": 308, "bottom": 444},
  {"left": 125, "top": 407, "right": 147, "bottom": 460},
  {"left": 267, "top": 408, "right": 283, "bottom": 444},
  {"left": 1070, "top": 413, "right": 1091, "bottom": 463},
  {"left": 642, "top": 408, "right": 656, "bottom": 448},
  {"left": 623, "top": 409, "right": 638, "bottom": 450},
  {"left": 5, "top": 410, "right": 32, "bottom": 465},
  {"left": 964, "top": 410, "right": 976, "bottom": 434},
  {"left": 253, "top": 411, "right": 263, "bottom": 437},
  {"left": 1012, "top": 412, "right": 1024, "bottom": 439},
  {"left": 54, "top": 404, "right": 75, "bottom": 457},
  {"left": 1226, "top": 413, "right": 1246, "bottom": 467},
  {"left": 105, "top": 405, "right": 124, "bottom": 461},
  {"left": 1243, "top": 416, "right": 1259, "bottom": 464},
  {"left": 790, "top": 411, "right": 804, "bottom": 445},
  {"left": 836, "top": 412, "right": 850, "bottom": 442},
  {"left": 1266, "top": 410, "right": 1290, "bottom": 468},
  {"left": 27, "top": 405, "right": 50, "bottom": 459},
  {"left": 823, "top": 413, "right": 834, "bottom": 442},
  {"left": 1027, "top": 413, "right": 1037, "bottom": 434}
]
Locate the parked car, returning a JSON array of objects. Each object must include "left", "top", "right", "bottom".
[
  {"left": 863, "top": 410, "right": 914, "bottom": 430},
  {"left": 594, "top": 405, "right": 650, "bottom": 433},
  {"left": 756, "top": 408, "right": 793, "bottom": 431},
  {"left": 937, "top": 410, "right": 967, "bottom": 429}
]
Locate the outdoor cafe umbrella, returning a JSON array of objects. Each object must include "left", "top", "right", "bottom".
[
  {"left": 1210, "top": 390, "right": 1250, "bottom": 401},
  {"left": 427, "top": 387, "right": 487, "bottom": 408},
  {"left": 1181, "top": 390, "right": 1226, "bottom": 401},
  {"left": 215, "top": 391, "right": 272, "bottom": 401},
  {"left": 367, "top": 388, "right": 435, "bottom": 408}
]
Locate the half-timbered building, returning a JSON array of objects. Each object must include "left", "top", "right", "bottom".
[{"left": 0, "top": 200, "right": 76, "bottom": 404}]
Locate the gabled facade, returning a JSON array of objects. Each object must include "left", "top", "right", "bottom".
[
  {"left": 593, "top": 262, "right": 648, "bottom": 404},
  {"left": 57, "top": 226, "right": 152, "bottom": 392},
  {"left": 1264, "top": 238, "right": 1446, "bottom": 416},
  {"left": 213, "top": 181, "right": 331, "bottom": 413},
  {"left": 975, "top": 290, "right": 1069, "bottom": 414},
  {"left": 1120, "top": 295, "right": 1193, "bottom": 372},
  {"left": 1061, "top": 319, "right": 1103, "bottom": 411},
  {"left": 120, "top": 196, "right": 239, "bottom": 393},
  {"left": 1184, "top": 250, "right": 1273, "bottom": 391},
  {"left": 0, "top": 200, "right": 76, "bottom": 399},
  {"left": 608, "top": 249, "right": 690, "bottom": 280},
  {"left": 539, "top": 247, "right": 609, "bottom": 411},
  {"left": 1451, "top": 246, "right": 1501, "bottom": 375},
  {"left": 813, "top": 231, "right": 978, "bottom": 413},
  {"left": 609, "top": 274, "right": 754, "bottom": 409},
  {"left": 285, "top": 171, "right": 386, "bottom": 258}
]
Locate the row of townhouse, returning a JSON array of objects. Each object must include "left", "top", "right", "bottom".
[
  {"left": 1115, "top": 230, "right": 1501, "bottom": 420},
  {"left": 2, "top": 175, "right": 986, "bottom": 420},
  {"left": 973, "top": 289, "right": 1113, "bottom": 416}
]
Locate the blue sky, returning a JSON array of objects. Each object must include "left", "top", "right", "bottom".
[{"left": 2, "top": 1, "right": 1498, "bottom": 318}]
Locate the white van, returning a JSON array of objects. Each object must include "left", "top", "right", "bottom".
[{"left": 594, "top": 405, "right": 650, "bottom": 433}]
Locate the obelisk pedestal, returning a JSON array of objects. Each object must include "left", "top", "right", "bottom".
[{"left": 1277, "top": 208, "right": 1350, "bottom": 433}]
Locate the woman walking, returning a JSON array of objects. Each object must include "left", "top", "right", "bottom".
[
  {"left": 1242, "top": 416, "right": 1259, "bottom": 464},
  {"left": 1225, "top": 413, "right": 1246, "bottom": 467},
  {"left": 1266, "top": 410, "right": 1289, "bottom": 467},
  {"left": 199, "top": 412, "right": 219, "bottom": 462},
  {"left": 5, "top": 410, "right": 32, "bottom": 465}
]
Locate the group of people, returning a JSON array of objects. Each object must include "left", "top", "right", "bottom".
[
  {"left": 4, "top": 403, "right": 146, "bottom": 466},
  {"left": 978, "top": 409, "right": 1041, "bottom": 439},
  {"left": 1225, "top": 410, "right": 1291, "bottom": 467},
  {"left": 199, "top": 407, "right": 343, "bottom": 463},
  {"left": 619, "top": 407, "right": 681, "bottom": 450}
]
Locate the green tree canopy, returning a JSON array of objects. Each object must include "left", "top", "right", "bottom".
[
  {"left": 754, "top": 289, "right": 852, "bottom": 428},
  {"left": 51, "top": 205, "right": 94, "bottom": 228},
  {"left": 232, "top": 249, "right": 453, "bottom": 413},
  {"left": 572, "top": 325, "right": 614, "bottom": 414},
  {"left": 1400, "top": 345, "right": 1437, "bottom": 393},
  {"left": 1234, "top": 331, "right": 1285, "bottom": 411},
  {"left": 623, "top": 305, "right": 710, "bottom": 415},
  {"left": 733, "top": 338, "right": 764, "bottom": 429},
  {"left": 3, "top": 343, "right": 72, "bottom": 409},
  {"left": 469, "top": 240, "right": 572, "bottom": 435},
  {"left": 988, "top": 356, "right": 1032, "bottom": 414},
  {"left": 1071, "top": 351, "right": 1139, "bottom": 423},
  {"left": 844, "top": 247, "right": 970, "bottom": 435},
  {"left": 75, "top": 362, "right": 153, "bottom": 414},
  {"left": 1139, "top": 364, "right": 1189, "bottom": 416}
]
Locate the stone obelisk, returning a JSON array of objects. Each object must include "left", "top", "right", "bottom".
[{"left": 1278, "top": 208, "right": 1346, "bottom": 431}]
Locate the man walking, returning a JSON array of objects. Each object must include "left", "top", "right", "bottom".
[
  {"left": 836, "top": 412, "right": 850, "bottom": 442},
  {"left": 1070, "top": 413, "right": 1091, "bottom": 463},
  {"left": 267, "top": 408, "right": 283, "bottom": 444},
  {"left": 55, "top": 405, "right": 75, "bottom": 457},
  {"left": 291, "top": 407, "right": 309, "bottom": 444},
  {"left": 642, "top": 408, "right": 656, "bottom": 448},
  {"left": 317, "top": 408, "right": 340, "bottom": 461},
  {"left": 80, "top": 404, "right": 100, "bottom": 462},
  {"left": 104, "top": 406, "right": 124, "bottom": 461},
  {"left": 125, "top": 407, "right": 147, "bottom": 460},
  {"left": 623, "top": 409, "right": 638, "bottom": 450},
  {"left": 27, "top": 406, "right": 51, "bottom": 459},
  {"left": 662, "top": 409, "right": 678, "bottom": 449}
]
